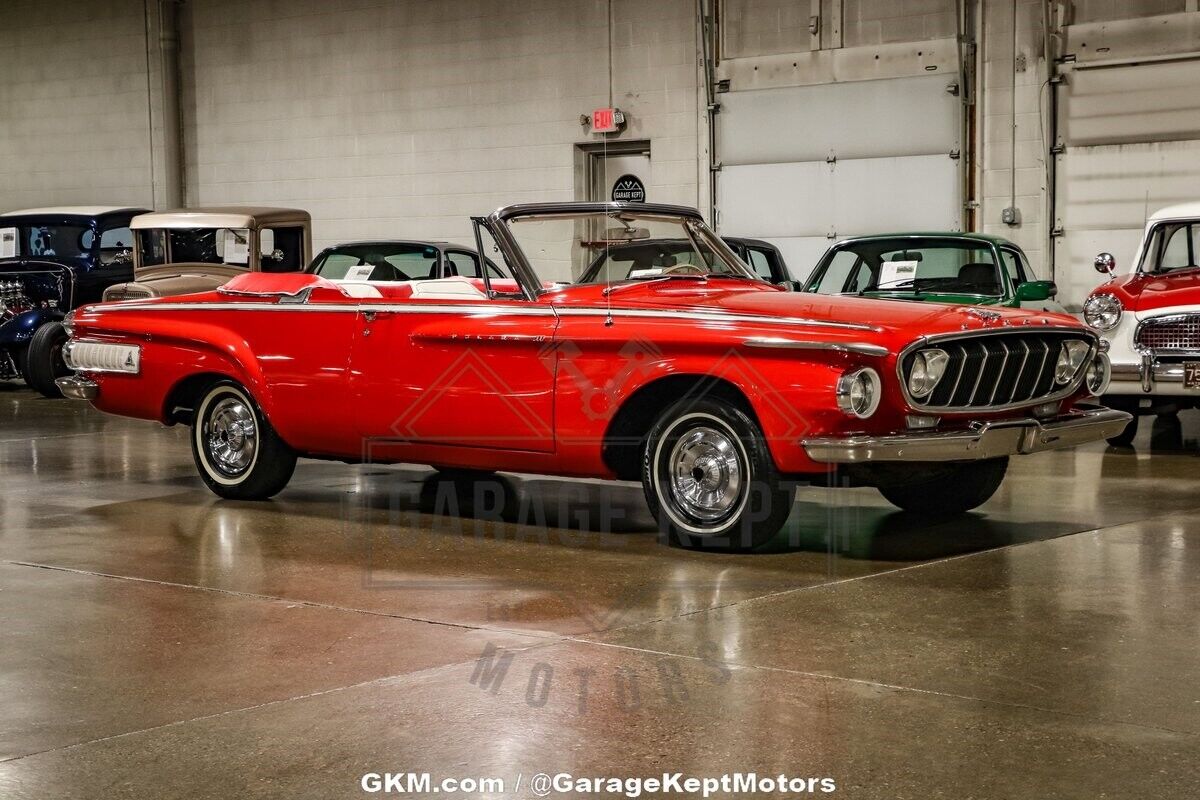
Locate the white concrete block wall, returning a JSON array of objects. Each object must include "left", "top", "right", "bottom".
[
  {"left": 0, "top": 0, "right": 155, "bottom": 211},
  {"left": 978, "top": 0, "right": 1050, "bottom": 276},
  {"left": 181, "top": 0, "right": 700, "bottom": 252}
]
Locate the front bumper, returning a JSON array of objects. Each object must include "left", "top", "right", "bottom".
[
  {"left": 802, "top": 407, "right": 1131, "bottom": 463},
  {"left": 56, "top": 375, "right": 98, "bottom": 400},
  {"left": 1110, "top": 353, "right": 1199, "bottom": 395}
]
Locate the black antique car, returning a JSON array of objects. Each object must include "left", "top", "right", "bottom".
[{"left": 0, "top": 206, "right": 149, "bottom": 396}]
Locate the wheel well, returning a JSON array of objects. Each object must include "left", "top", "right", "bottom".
[
  {"left": 602, "top": 374, "right": 756, "bottom": 481},
  {"left": 163, "top": 373, "right": 234, "bottom": 425}
]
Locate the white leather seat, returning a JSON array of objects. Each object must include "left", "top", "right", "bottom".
[
  {"left": 409, "top": 277, "right": 486, "bottom": 300},
  {"left": 337, "top": 282, "right": 383, "bottom": 299}
]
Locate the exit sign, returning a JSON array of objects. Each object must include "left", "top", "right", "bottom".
[{"left": 591, "top": 107, "right": 624, "bottom": 134}]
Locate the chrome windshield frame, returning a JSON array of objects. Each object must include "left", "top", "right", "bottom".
[{"left": 486, "top": 202, "right": 757, "bottom": 297}]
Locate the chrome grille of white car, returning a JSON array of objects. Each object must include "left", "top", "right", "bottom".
[{"left": 1135, "top": 314, "right": 1200, "bottom": 353}]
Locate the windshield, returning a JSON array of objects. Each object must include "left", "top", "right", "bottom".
[
  {"left": 499, "top": 211, "right": 753, "bottom": 287},
  {"left": 1139, "top": 221, "right": 1200, "bottom": 273},
  {"left": 806, "top": 239, "right": 1003, "bottom": 297},
  {"left": 0, "top": 224, "right": 93, "bottom": 259},
  {"left": 138, "top": 228, "right": 253, "bottom": 268}
]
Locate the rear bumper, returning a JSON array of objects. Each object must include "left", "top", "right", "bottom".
[
  {"left": 56, "top": 375, "right": 98, "bottom": 400},
  {"left": 802, "top": 407, "right": 1131, "bottom": 463}
]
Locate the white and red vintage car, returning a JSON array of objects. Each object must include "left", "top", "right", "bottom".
[
  {"left": 1084, "top": 202, "right": 1200, "bottom": 445},
  {"left": 57, "top": 202, "right": 1126, "bottom": 549}
]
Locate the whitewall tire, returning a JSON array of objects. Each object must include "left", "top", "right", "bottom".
[{"left": 191, "top": 381, "right": 296, "bottom": 500}]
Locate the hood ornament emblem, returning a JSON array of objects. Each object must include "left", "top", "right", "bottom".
[{"left": 962, "top": 307, "right": 1003, "bottom": 324}]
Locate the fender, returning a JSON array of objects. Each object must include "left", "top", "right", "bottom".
[
  {"left": 550, "top": 324, "right": 898, "bottom": 476},
  {"left": 0, "top": 308, "right": 65, "bottom": 348}
]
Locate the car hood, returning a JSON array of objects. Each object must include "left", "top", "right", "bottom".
[
  {"left": 1098, "top": 269, "right": 1200, "bottom": 312},
  {"left": 549, "top": 281, "right": 1084, "bottom": 351},
  {"left": 106, "top": 264, "right": 248, "bottom": 298}
]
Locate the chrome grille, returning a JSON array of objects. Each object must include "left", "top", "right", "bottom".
[
  {"left": 1135, "top": 315, "right": 1200, "bottom": 353},
  {"left": 901, "top": 332, "right": 1090, "bottom": 412},
  {"left": 104, "top": 288, "right": 151, "bottom": 302}
]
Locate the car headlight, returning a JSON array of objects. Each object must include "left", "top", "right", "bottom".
[
  {"left": 1055, "top": 340, "right": 1092, "bottom": 385},
  {"left": 836, "top": 368, "right": 881, "bottom": 419},
  {"left": 1082, "top": 293, "right": 1122, "bottom": 331},
  {"left": 1085, "top": 352, "right": 1111, "bottom": 396},
  {"left": 907, "top": 348, "right": 950, "bottom": 399}
]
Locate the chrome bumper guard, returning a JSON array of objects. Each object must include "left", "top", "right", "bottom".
[
  {"left": 1111, "top": 351, "right": 1193, "bottom": 393},
  {"left": 802, "top": 407, "right": 1131, "bottom": 463},
  {"left": 56, "top": 375, "right": 99, "bottom": 401}
]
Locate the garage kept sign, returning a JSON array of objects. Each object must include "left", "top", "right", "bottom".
[{"left": 611, "top": 174, "right": 646, "bottom": 203}]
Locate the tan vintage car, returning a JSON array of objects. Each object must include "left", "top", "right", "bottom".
[{"left": 103, "top": 207, "right": 311, "bottom": 301}]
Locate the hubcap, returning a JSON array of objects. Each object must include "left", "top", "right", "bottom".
[
  {"left": 204, "top": 397, "right": 258, "bottom": 476},
  {"left": 667, "top": 425, "right": 743, "bottom": 523}
]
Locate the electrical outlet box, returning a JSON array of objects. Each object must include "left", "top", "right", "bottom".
[{"left": 1002, "top": 206, "right": 1021, "bottom": 226}]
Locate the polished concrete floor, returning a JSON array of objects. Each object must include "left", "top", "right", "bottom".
[{"left": 1, "top": 385, "right": 1198, "bottom": 798}]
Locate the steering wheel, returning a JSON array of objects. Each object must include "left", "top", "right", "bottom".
[{"left": 660, "top": 263, "right": 706, "bottom": 276}]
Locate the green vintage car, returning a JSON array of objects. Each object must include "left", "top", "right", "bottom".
[{"left": 802, "top": 233, "right": 1064, "bottom": 312}]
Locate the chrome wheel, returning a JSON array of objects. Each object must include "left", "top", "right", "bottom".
[
  {"left": 204, "top": 397, "right": 258, "bottom": 477},
  {"left": 667, "top": 425, "right": 744, "bottom": 524}
]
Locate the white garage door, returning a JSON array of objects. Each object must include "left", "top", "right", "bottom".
[
  {"left": 1053, "top": 59, "right": 1200, "bottom": 309},
  {"left": 715, "top": 74, "right": 962, "bottom": 281}
]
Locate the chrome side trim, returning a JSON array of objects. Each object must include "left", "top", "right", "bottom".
[
  {"left": 802, "top": 407, "right": 1131, "bottom": 463},
  {"left": 554, "top": 307, "right": 881, "bottom": 332},
  {"left": 88, "top": 302, "right": 550, "bottom": 316},
  {"left": 56, "top": 375, "right": 99, "bottom": 401},
  {"left": 86, "top": 301, "right": 881, "bottom": 332},
  {"left": 743, "top": 337, "right": 888, "bottom": 357}
]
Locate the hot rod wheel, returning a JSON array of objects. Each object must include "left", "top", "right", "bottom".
[
  {"left": 642, "top": 397, "right": 794, "bottom": 551},
  {"left": 25, "top": 321, "right": 69, "bottom": 398}
]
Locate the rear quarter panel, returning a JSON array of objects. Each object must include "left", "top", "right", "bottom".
[{"left": 74, "top": 303, "right": 358, "bottom": 454}]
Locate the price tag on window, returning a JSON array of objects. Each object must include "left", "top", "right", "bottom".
[
  {"left": 223, "top": 229, "right": 249, "bottom": 265},
  {"left": 344, "top": 264, "right": 376, "bottom": 281},
  {"left": 0, "top": 228, "right": 16, "bottom": 259},
  {"left": 879, "top": 260, "right": 919, "bottom": 287}
]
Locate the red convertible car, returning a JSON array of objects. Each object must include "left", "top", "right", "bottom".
[{"left": 57, "top": 202, "right": 1128, "bottom": 549}]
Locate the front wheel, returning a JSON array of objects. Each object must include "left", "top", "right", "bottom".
[
  {"left": 878, "top": 457, "right": 1008, "bottom": 515},
  {"left": 191, "top": 381, "right": 296, "bottom": 500},
  {"left": 25, "top": 322, "right": 69, "bottom": 398},
  {"left": 642, "top": 397, "right": 794, "bottom": 551},
  {"left": 1106, "top": 415, "right": 1139, "bottom": 447}
]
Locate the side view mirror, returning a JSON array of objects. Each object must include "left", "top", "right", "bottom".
[
  {"left": 776, "top": 280, "right": 804, "bottom": 291},
  {"left": 1015, "top": 280, "right": 1056, "bottom": 302},
  {"left": 1094, "top": 252, "right": 1116, "bottom": 276}
]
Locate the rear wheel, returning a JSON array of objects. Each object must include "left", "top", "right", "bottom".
[
  {"left": 191, "top": 381, "right": 296, "bottom": 500},
  {"left": 25, "top": 322, "right": 69, "bottom": 398},
  {"left": 878, "top": 457, "right": 1008, "bottom": 514},
  {"left": 642, "top": 397, "right": 794, "bottom": 551}
]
